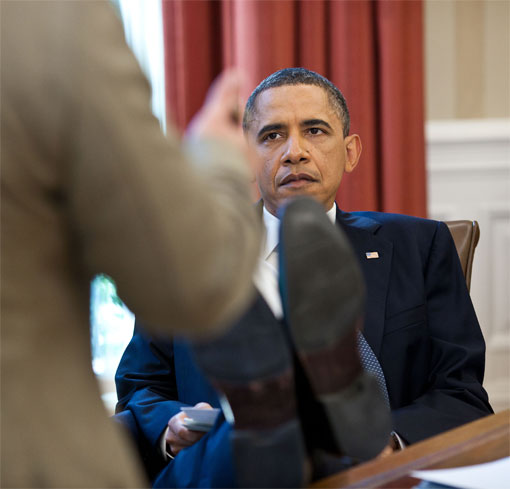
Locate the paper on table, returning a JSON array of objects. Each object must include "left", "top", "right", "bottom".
[{"left": 412, "top": 456, "right": 510, "bottom": 489}]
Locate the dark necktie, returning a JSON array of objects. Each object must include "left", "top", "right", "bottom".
[{"left": 357, "top": 332, "right": 390, "bottom": 407}]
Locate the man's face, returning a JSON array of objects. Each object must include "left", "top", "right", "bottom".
[{"left": 246, "top": 84, "right": 361, "bottom": 216}]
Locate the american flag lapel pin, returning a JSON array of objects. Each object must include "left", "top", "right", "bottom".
[{"left": 365, "top": 251, "right": 379, "bottom": 259}]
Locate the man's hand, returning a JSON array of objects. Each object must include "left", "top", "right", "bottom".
[
  {"left": 376, "top": 433, "right": 403, "bottom": 459},
  {"left": 376, "top": 443, "right": 395, "bottom": 459},
  {"left": 186, "top": 70, "right": 257, "bottom": 181},
  {"left": 165, "top": 402, "right": 212, "bottom": 457},
  {"left": 186, "top": 70, "right": 245, "bottom": 147}
]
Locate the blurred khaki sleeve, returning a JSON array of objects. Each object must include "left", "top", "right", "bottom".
[
  {"left": 1, "top": 2, "right": 260, "bottom": 487},
  {"left": 65, "top": 3, "right": 260, "bottom": 336}
]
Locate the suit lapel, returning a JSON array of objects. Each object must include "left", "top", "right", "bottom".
[
  {"left": 256, "top": 202, "right": 392, "bottom": 356},
  {"left": 336, "top": 209, "right": 392, "bottom": 357}
]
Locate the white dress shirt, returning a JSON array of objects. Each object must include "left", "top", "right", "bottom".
[{"left": 253, "top": 203, "right": 337, "bottom": 319}]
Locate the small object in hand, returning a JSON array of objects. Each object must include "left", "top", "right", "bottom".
[{"left": 180, "top": 407, "right": 221, "bottom": 432}]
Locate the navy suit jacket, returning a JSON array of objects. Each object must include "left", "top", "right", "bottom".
[{"left": 115, "top": 210, "right": 493, "bottom": 482}]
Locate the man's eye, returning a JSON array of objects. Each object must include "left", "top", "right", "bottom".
[
  {"left": 308, "top": 128, "right": 325, "bottom": 135},
  {"left": 263, "top": 132, "right": 281, "bottom": 141}
]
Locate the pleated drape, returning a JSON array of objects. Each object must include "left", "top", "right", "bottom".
[{"left": 162, "top": 0, "right": 426, "bottom": 216}]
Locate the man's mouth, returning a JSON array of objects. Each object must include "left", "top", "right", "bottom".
[{"left": 279, "top": 173, "right": 318, "bottom": 187}]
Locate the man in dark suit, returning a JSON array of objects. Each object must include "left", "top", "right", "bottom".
[{"left": 115, "top": 69, "right": 493, "bottom": 487}]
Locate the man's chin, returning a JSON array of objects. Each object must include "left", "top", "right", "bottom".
[
  {"left": 278, "top": 185, "right": 318, "bottom": 201},
  {"left": 275, "top": 191, "right": 324, "bottom": 213}
]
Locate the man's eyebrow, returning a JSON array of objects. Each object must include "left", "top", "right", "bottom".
[
  {"left": 302, "top": 119, "right": 332, "bottom": 130},
  {"left": 257, "top": 123, "right": 286, "bottom": 139}
]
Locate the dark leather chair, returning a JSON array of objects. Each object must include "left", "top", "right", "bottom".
[{"left": 445, "top": 220, "right": 480, "bottom": 292}]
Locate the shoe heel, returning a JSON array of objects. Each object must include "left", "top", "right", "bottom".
[
  {"left": 232, "top": 419, "right": 307, "bottom": 488},
  {"left": 320, "top": 371, "right": 391, "bottom": 461}
]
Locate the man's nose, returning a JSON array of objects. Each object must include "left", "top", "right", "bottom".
[{"left": 281, "top": 135, "right": 309, "bottom": 164}]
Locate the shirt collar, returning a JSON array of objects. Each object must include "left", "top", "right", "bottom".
[{"left": 262, "top": 202, "right": 337, "bottom": 260}]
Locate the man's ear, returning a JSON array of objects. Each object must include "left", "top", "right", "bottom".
[{"left": 344, "top": 134, "right": 362, "bottom": 173}]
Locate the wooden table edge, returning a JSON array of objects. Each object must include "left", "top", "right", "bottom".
[{"left": 311, "top": 410, "right": 510, "bottom": 489}]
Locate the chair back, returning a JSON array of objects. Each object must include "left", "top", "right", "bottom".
[{"left": 445, "top": 220, "right": 480, "bottom": 292}]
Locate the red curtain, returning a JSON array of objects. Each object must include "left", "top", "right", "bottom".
[{"left": 162, "top": 0, "right": 426, "bottom": 217}]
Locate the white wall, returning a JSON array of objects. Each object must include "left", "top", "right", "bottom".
[{"left": 427, "top": 118, "right": 510, "bottom": 412}]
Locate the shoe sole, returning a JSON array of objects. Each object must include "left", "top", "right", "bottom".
[
  {"left": 192, "top": 296, "right": 307, "bottom": 486},
  {"left": 232, "top": 419, "right": 307, "bottom": 488},
  {"left": 279, "top": 197, "right": 391, "bottom": 461}
]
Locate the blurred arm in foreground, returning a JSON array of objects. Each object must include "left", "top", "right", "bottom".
[{"left": 0, "top": 1, "right": 259, "bottom": 487}]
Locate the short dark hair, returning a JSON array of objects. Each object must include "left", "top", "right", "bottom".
[{"left": 242, "top": 67, "right": 350, "bottom": 137}]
